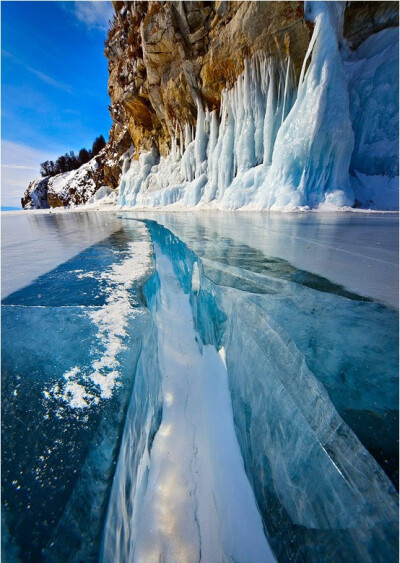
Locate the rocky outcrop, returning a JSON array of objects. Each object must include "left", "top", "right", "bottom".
[
  {"left": 104, "top": 0, "right": 398, "bottom": 164},
  {"left": 21, "top": 177, "right": 50, "bottom": 210},
  {"left": 21, "top": 148, "right": 119, "bottom": 209},
  {"left": 343, "top": 1, "right": 398, "bottom": 49},
  {"left": 105, "top": 1, "right": 311, "bottom": 158}
]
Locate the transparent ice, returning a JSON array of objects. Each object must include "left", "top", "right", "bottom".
[{"left": 2, "top": 212, "right": 398, "bottom": 561}]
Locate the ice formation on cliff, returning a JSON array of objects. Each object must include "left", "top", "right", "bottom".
[{"left": 118, "top": 1, "right": 398, "bottom": 211}]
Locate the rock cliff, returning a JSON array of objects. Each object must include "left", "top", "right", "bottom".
[
  {"left": 22, "top": 1, "right": 398, "bottom": 209},
  {"left": 21, "top": 148, "right": 118, "bottom": 209},
  {"left": 105, "top": 0, "right": 398, "bottom": 158},
  {"left": 105, "top": 1, "right": 311, "bottom": 159}
]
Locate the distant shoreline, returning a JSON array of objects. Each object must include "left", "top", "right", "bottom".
[{"left": 5, "top": 206, "right": 399, "bottom": 216}]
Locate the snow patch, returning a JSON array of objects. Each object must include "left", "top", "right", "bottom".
[
  {"left": 45, "top": 223, "right": 154, "bottom": 410},
  {"left": 191, "top": 261, "right": 200, "bottom": 292}
]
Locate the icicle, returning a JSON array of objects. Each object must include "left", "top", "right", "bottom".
[
  {"left": 251, "top": 54, "right": 267, "bottom": 164},
  {"left": 263, "top": 65, "right": 275, "bottom": 166},
  {"left": 208, "top": 110, "right": 219, "bottom": 159},
  {"left": 179, "top": 126, "right": 184, "bottom": 157},
  {"left": 194, "top": 98, "right": 208, "bottom": 177},
  {"left": 203, "top": 109, "right": 223, "bottom": 203},
  {"left": 184, "top": 123, "right": 192, "bottom": 149},
  {"left": 281, "top": 56, "right": 291, "bottom": 124},
  {"left": 171, "top": 135, "right": 177, "bottom": 163},
  {"left": 205, "top": 108, "right": 211, "bottom": 136},
  {"left": 118, "top": 51, "right": 298, "bottom": 209}
]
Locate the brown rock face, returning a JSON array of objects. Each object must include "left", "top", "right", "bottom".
[
  {"left": 23, "top": 1, "right": 399, "bottom": 209},
  {"left": 343, "top": 1, "right": 399, "bottom": 49},
  {"left": 105, "top": 1, "right": 312, "bottom": 158},
  {"left": 105, "top": 1, "right": 397, "bottom": 167},
  {"left": 200, "top": 2, "right": 309, "bottom": 105}
]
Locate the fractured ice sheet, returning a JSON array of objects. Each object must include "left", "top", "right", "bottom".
[
  {"left": 146, "top": 220, "right": 398, "bottom": 562},
  {"left": 4, "top": 222, "right": 153, "bottom": 409},
  {"left": 1, "top": 210, "right": 123, "bottom": 299},
  {"left": 143, "top": 213, "right": 399, "bottom": 483},
  {"left": 2, "top": 212, "right": 398, "bottom": 562},
  {"left": 102, "top": 243, "right": 274, "bottom": 562},
  {"left": 136, "top": 210, "right": 398, "bottom": 309}
]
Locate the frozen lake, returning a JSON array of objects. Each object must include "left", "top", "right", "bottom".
[
  {"left": 3, "top": 210, "right": 398, "bottom": 308},
  {"left": 125, "top": 210, "right": 399, "bottom": 309},
  {"left": 2, "top": 210, "right": 398, "bottom": 562},
  {"left": 1, "top": 210, "right": 123, "bottom": 300}
]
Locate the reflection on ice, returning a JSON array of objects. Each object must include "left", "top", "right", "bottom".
[
  {"left": 131, "top": 211, "right": 398, "bottom": 309},
  {"left": 140, "top": 220, "right": 398, "bottom": 562},
  {"left": 1, "top": 211, "right": 123, "bottom": 299}
]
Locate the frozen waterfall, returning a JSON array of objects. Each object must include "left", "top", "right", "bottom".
[
  {"left": 254, "top": 1, "right": 355, "bottom": 209},
  {"left": 117, "top": 1, "right": 398, "bottom": 211}
]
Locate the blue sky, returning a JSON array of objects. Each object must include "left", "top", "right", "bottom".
[{"left": 2, "top": 1, "right": 114, "bottom": 207}]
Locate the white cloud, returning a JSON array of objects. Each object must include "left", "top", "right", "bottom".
[
  {"left": 70, "top": 1, "right": 114, "bottom": 32},
  {"left": 27, "top": 67, "right": 73, "bottom": 93},
  {"left": 4, "top": 50, "right": 72, "bottom": 93},
  {"left": 1, "top": 141, "right": 59, "bottom": 207}
]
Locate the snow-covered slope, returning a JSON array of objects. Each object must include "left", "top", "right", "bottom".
[
  {"left": 46, "top": 159, "right": 99, "bottom": 207},
  {"left": 21, "top": 149, "right": 117, "bottom": 209},
  {"left": 21, "top": 177, "right": 50, "bottom": 210}
]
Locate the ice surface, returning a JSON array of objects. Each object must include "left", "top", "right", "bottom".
[
  {"left": 2, "top": 211, "right": 398, "bottom": 561},
  {"left": 145, "top": 221, "right": 398, "bottom": 561},
  {"left": 126, "top": 211, "right": 399, "bottom": 310},
  {"left": 1, "top": 211, "right": 123, "bottom": 299},
  {"left": 2, "top": 218, "right": 155, "bottom": 560}
]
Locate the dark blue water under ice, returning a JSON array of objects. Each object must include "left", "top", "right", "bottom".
[{"left": 2, "top": 213, "right": 398, "bottom": 562}]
